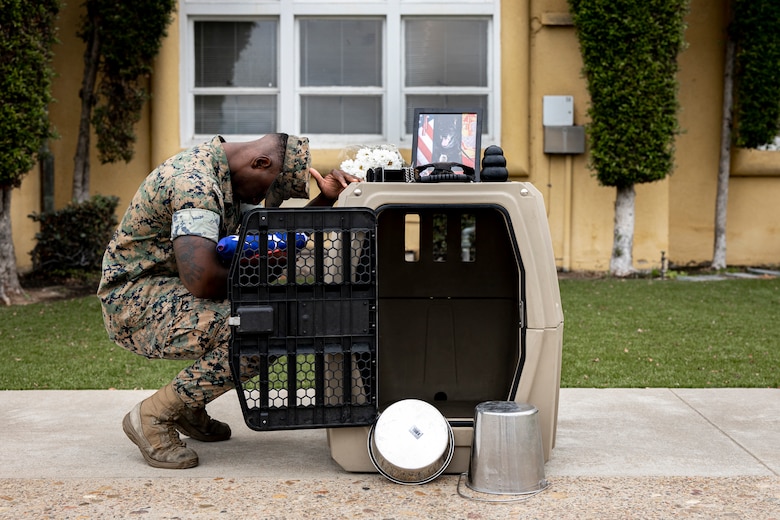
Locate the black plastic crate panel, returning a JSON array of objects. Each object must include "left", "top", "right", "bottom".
[{"left": 228, "top": 209, "right": 377, "bottom": 431}]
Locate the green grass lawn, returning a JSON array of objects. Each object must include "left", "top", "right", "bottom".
[
  {"left": 0, "top": 277, "right": 778, "bottom": 390},
  {"left": 0, "top": 295, "right": 189, "bottom": 390},
  {"left": 559, "top": 277, "right": 779, "bottom": 388}
]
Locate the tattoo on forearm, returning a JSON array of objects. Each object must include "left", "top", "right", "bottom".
[{"left": 177, "top": 240, "right": 206, "bottom": 285}]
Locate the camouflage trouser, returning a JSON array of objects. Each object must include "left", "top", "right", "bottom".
[{"left": 99, "top": 276, "right": 234, "bottom": 407}]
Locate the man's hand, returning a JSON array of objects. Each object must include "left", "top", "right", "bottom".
[
  {"left": 308, "top": 167, "right": 362, "bottom": 206},
  {"left": 173, "top": 235, "right": 229, "bottom": 300}
]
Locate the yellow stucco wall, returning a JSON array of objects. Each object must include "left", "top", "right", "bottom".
[
  {"left": 671, "top": 0, "right": 727, "bottom": 266},
  {"left": 10, "top": 0, "right": 780, "bottom": 272}
]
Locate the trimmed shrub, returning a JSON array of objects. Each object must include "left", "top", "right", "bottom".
[
  {"left": 567, "top": 0, "right": 689, "bottom": 188},
  {"left": 731, "top": 0, "right": 780, "bottom": 148},
  {"left": 29, "top": 195, "right": 118, "bottom": 274}
]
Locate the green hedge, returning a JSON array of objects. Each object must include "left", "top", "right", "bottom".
[
  {"left": 0, "top": 0, "right": 59, "bottom": 188},
  {"left": 80, "top": 0, "right": 176, "bottom": 164},
  {"left": 28, "top": 195, "right": 118, "bottom": 275},
  {"left": 568, "top": 0, "right": 688, "bottom": 188},
  {"left": 732, "top": 0, "right": 780, "bottom": 148}
]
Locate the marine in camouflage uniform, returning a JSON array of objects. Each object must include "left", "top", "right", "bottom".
[
  {"left": 98, "top": 135, "right": 239, "bottom": 405},
  {"left": 98, "top": 134, "right": 314, "bottom": 469}
]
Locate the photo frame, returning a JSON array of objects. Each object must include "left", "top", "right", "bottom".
[{"left": 411, "top": 108, "right": 483, "bottom": 181}]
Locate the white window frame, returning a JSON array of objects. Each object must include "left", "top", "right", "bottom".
[
  {"left": 187, "top": 16, "right": 280, "bottom": 138},
  {"left": 180, "top": 0, "right": 501, "bottom": 150},
  {"left": 296, "top": 15, "right": 386, "bottom": 143}
]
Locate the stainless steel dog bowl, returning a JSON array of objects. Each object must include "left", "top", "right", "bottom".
[
  {"left": 467, "top": 401, "right": 548, "bottom": 494},
  {"left": 368, "top": 399, "right": 454, "bottom": 485}
]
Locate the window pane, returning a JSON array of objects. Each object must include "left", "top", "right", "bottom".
[
  {"left": 461, "top": 213, "right": 476, "bottom": 262},
  {"left": 404, "top": 213, "right": 420, "bottom": 262},
  {"left": 301, "top": 96, "right": 382, "bottom": 134},
  {"left": 405, "top": 19, "right": 488, "bottom": 87},
  {"left": 432, "top": 213, "right": 447, "bottom": 262},
  {"left": 195, "top": 95, "right": 277, "bottom": 134},
  {"left": 405, "top": 95, "right": 488, "bottom": 134},
  {"left": 300, "top": 19, "right": 382, "bottom": 87},
  {"left": 195, "top": 21, "right": 277, "bottom": 88}
]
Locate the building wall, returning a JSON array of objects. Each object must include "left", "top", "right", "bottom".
[{"left": 10, "top": 0, "right": 780, "bottom": 272}]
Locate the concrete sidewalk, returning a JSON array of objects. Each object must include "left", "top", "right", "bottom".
[{"left": 1, "top": 388, "right": 778, "bottom": 518}]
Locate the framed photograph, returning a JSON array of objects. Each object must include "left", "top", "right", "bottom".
[{"left": 411, "top": 108, "right": 483, "bottom": 180}]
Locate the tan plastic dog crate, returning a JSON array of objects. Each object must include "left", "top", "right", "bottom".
[{"left": 325, "top": 181, "right": 563, "bottom": 474}]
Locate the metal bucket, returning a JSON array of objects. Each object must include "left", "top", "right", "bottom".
[
  {"left": 466, "top": 401, "right": 548, "bottom": 495},
  {"left": 368, "top": 399, "right": 454, "bottom": 485}
]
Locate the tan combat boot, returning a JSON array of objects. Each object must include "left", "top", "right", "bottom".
[
  {"left": 122, "top": 383, "right": 199, "bottom": 469},
  {"left": 175, "top": 405, "right": 231, "bottom": 442}
]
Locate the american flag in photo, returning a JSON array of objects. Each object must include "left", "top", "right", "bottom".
[{"left": 416, "top": 114, "right": 434, "bottom": 166}]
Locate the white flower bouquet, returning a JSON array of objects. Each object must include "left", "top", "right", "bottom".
[{"left": 339, "top": 145, "right": 405, "bottom": 180}]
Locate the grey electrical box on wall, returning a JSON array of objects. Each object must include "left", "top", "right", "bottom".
[
  {"left": 543, "top": 96, "right": 574, "bottom": 126},
  {"left": 544, "top": 126, "right": 585, "bottom": 154},
  {"left": 543, "top": 95, "right": 585, "bottom": 155}
]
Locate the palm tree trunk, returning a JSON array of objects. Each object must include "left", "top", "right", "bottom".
[
  {"left": 610, "top": 184, "right": 636, "bottom": 277},
  {"left": 0, "top": 187, "right": 23, "bottom": 305},
  {"left": 72, "top": 18, "right": 101, "bottom": 203},
  {"left": 712, "top": 28, "right": 735, "bottom": 270}
]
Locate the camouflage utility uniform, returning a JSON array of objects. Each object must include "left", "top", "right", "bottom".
[{"left": 97, "top": 136, "right": 240, "bottom": 407}]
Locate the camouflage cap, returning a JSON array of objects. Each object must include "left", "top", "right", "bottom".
[{"left": 264, "top": 135, "right": 311, "bottom": 208}]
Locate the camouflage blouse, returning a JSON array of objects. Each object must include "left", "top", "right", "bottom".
[{"left": 98, "top": 136, "right": 240, "bottom": 297}]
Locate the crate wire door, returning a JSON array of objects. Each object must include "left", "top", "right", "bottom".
[{"left": 228, "top": 208, "right": 378, "bottom": 430}]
